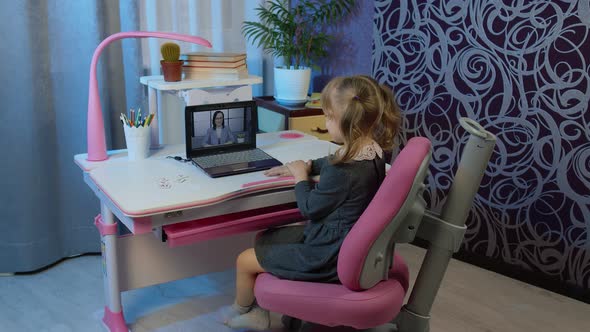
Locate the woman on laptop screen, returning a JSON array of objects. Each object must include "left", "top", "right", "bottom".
[{"left": 203, "top": 110, "right": 235, "bottom": 146}]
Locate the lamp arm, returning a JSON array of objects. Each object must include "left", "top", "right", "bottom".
[{"left": 87, "top": 31, "right": 212, "bottom": 161}]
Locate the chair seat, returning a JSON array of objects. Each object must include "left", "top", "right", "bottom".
[{"left": 254, "top": 254, "right": 410, "bottom": 329}]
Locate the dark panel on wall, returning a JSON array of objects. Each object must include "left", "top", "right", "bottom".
[{"left": 373, "top": 0, "right": 589, "bottom": 293}]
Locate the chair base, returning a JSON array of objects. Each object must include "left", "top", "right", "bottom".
[
  {"left": 285, "top": 319, "right": 398, "bottom": 332},
  {"left": 391, "top": 305, "right": 431, "bottom": 332},
  {"left": 282, "top": 315, "right": 302, "bottom": 331}
]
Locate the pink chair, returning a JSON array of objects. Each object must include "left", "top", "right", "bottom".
[{"left": 254, "top": 137, "right": 432, "bottom": 330}]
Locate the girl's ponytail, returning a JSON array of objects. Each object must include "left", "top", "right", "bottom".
[
  {"left": 321, "top": 75, "right": 402, "bottom": 164},
  {"left": 374, "top": 85, "right": 402, "bottom": 151}
]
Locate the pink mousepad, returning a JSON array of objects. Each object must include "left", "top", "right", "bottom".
[{"left": 280, "top": 132, "right": 304, "bottom": 139}]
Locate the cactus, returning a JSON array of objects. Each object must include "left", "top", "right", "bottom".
[{"left": 160, "top": 42, "right": 180, "bottom": 62}]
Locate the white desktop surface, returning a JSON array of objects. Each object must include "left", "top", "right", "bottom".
[{"left": 75, "top": 131, "right": 332, "bottom": 217}]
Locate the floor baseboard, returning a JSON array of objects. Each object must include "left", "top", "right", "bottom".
[{"left": 412, "top": 239, "right": 590, "bottom": 305}]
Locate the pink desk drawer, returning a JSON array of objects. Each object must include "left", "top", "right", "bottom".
[{"left": 162, "top": 203, "right": 305, "bottom": 248}]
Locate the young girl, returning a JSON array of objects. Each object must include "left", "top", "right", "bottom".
[{"left": 223, "top": 75, "right": 402, "bottom": 330}]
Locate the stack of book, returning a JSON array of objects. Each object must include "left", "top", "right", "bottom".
[{"left": 181, "top": 52, "right": 248, "bottom": 80}]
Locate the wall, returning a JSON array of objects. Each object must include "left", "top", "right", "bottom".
[
  {"left": 373, "top": 0, "right": 589, "bottom": 297},
  {"left": 310, "top": 1, "right": 375, "bottom": 92}
]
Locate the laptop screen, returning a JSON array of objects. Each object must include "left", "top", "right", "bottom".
[{"left": 185, "top": 100, "right": 258, "bottom": 158}]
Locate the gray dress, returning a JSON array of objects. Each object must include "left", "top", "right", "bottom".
[{"left": 255, "top": 155, "right": 385, "bottom": 282}]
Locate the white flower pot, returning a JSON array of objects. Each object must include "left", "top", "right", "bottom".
[{"left": 274, "top": 67, "right": 311, "bottom": 105}]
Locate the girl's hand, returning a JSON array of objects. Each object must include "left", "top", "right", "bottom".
[
  {"left": 286, "top": 160, "right": 311, "bottom": 182},
  {"left": 264, "top": 165, "right": 291, "bottom": 177},
  {"left": 265, "top": 160, "right": 312, "bottom": 178}
]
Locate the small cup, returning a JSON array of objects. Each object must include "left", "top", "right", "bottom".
[{"left": 124, "top": 125, "right": 151, "bottom": 161}]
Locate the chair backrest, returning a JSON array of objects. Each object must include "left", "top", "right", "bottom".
[{"left": 337, "top": 137, "right": 432, "bottom": 291}]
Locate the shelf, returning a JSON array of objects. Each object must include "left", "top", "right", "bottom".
[
  {"left": 254, "top": 96, "right": 323, "bottom": 117},
  {"left": 140, "top": 75, "right": 263, "bottom": 90},
  {"left": 255, "top": 96, "right": 330, "bottom": 140}
]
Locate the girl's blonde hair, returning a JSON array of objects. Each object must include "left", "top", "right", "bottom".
[{"left": 321, "top": 75, "right": 402, "bottom": 164}]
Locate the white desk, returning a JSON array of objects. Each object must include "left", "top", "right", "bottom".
[{"left": 74, "top": 131, "right": 334, "bottom": 332}]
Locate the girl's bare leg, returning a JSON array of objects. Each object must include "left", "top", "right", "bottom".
[
  {"left": 226, "top": 248, "right": 271, "bottom": 330},
  {"left": 235, "top": 248, "right": 266, "bottom": 306}
]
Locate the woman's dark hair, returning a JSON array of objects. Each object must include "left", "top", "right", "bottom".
[{"left": 211, "top": 111, "right": 225, "bottom": 129}]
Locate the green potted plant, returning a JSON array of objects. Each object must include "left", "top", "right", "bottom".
[
  {"left": 236, "top": 132, "right": 246, "bottom": 143},
  {"left": 160, "top": 42, "right": 183, "bottom": 82},
  {"left": 242, "top": 0, "right": 355, "bottom": 105}
]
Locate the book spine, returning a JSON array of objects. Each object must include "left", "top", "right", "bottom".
[
  {"left": 182, "top": 66, "right": 247, "bottom": 73},
  {"left": 181, "top": 56, "right": 246, "bottom": 62},
  {"left": 183, "top": 60, "right": 246, "bottom": 68},
  {"left": 183, "top": 71, "right": 249, "bottom": 80}
]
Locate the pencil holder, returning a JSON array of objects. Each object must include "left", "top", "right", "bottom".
[{"left": 124, "top": 125, "right": 151, "bottom": 161}]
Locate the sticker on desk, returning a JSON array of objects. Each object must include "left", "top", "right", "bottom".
[
  {"left": 158, "top": 177, "right": 172, "bottom": 189},
  {"left": 158, "top": 175, "right": 190, "bottom": 189},
  {"left": 176, "top": 174, "right": 189, "bottom": 183}
]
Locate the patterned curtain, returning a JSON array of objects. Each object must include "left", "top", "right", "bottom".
[{"left": 373, "top": 1, "right": 589, "bottom": 289}]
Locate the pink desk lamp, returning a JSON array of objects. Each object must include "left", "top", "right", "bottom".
[{"left": 86, "top": 31, "right": 212, "bottom": 161}]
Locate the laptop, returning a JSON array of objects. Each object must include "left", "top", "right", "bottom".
[{"left": 185, "top": 100, "right": 282, "bottom": 178}]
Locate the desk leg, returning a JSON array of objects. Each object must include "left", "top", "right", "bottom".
[{"left": 99, "top": 203, "right": 129, "bottom": 332}]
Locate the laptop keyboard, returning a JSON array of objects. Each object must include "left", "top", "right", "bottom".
[{"left": 193, "top": 149, "right": 272, "bottom": 168}]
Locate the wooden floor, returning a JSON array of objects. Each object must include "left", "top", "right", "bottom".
[{"left": 1, "top": 244, "right": 588, "bottom": 332}]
